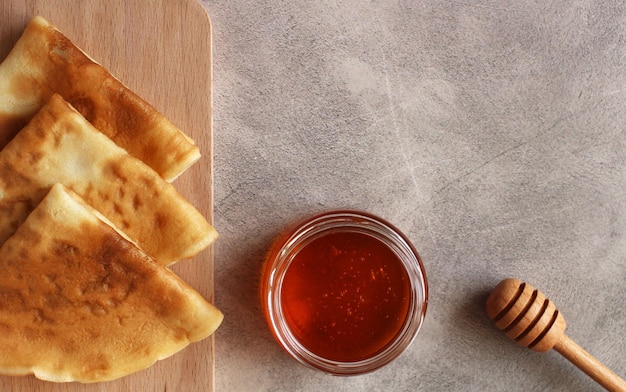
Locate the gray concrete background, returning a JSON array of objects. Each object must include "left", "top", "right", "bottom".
[{"left": 202, "top": 1, "right": 625, "bottom": 390}]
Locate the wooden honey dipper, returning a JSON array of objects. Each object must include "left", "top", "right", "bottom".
[{"left": 486, "top": 278, "right": 626, "bottom": 392}]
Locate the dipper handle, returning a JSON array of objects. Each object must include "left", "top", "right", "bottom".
[
  {"left": 555, "top": 335, "right": 626, "bottom": 392},
  {"left": 486, "top": 278, "right": 626, "bottom": 392}
]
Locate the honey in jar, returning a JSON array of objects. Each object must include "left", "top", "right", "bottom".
[{"left": 261, "top": 210, "right": 428, "bottom": 375}]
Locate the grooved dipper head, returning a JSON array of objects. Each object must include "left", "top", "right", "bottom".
[{"left": 486, "top": 278, "right": 566, "bottom": 352}]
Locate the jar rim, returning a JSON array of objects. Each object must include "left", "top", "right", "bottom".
[{"left": 261, "top": 210, "right": 428, "bottom": 376}]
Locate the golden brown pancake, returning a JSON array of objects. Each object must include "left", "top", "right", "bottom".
[
  {"left": 0, "top": 15, "right": 200, "bottom": 182},
  {"left": 0, "top": 94, "right": 217, "bottom": 265},
  {"left": 0, "top": 183, "right": 223, "bottom": 383}
]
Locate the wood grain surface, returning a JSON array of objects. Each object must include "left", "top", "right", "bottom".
[{"left": 0, "top": 1, "right": 216, "bottom": 391}]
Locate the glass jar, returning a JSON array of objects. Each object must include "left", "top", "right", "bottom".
[{"left": 261, "top": 210, "right": 428, "bottom": 376}]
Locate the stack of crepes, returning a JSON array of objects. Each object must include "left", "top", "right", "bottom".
[{"left": 0, "top": 16, "right": 223, "bottom": 383}]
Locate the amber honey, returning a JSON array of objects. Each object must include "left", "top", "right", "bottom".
[
  {"left": 261, "top": 211, "right": 427, "bottom": 375},
  {"left": 281, "top": 231, "right": 411, "bottom": 361}
]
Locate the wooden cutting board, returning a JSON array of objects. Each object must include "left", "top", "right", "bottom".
[{"left": 0, "top": 1, "right": 216, "bottom": 391}]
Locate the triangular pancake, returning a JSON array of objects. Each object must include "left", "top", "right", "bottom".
[
  {"left": 0, "top": 183, "right": 223, "bottom": 383},
  {"left": 0, "top": 94, "right": 217, "bottom": 265},
  {"left": 0, "top": 15, "right": 200, "bottom": 181}
]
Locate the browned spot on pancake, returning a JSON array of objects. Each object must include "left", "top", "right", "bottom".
[
  {"left": 154, "top": 212, "right": 167, "bottom": 231},
  {"left": 44, "top": 32, "right": 92, "bottom": 94},
  {"left": 67, "top": 230, "right": 156, "bottom": 315},
  {"left": 25, "top": 150, "right": 44, "bottom": 165},
  {"left": 53, "top": 240, "right": 79, "bottom": 258},
  {"left": 138, "top": 174, "right": 158, "bottom": 196},
  {"left": 132, "top": 194, "right": 142, "bottom": 210},
  {"left": 155, "top": 290, "right": 187, "bottom": 320},
  {"left": 81, "top": 84, "right": 147, "bottom": 144},
  {"left": 112, "top": 202, "right": 123, "bottom": 216},
  {"left": 68, "top": 95, "right": 95, "bottom": 122},
  {"left": 0, "top": 112, "right": 29, "bottom": 148},
  {"left": 97, "top": 189, "right": 110, "bottom": 202},
  {"left": 95, "top": 232, "right": 134, "bottom": 268},
  {"left": 27, "top": 96, "right": 68, "bottom": 141},
  {"left": 107, "top": 160, "right": 128, "bottom": 184},
  {"left": 82, "top": 182, "right": 95, "bottom": 200}
]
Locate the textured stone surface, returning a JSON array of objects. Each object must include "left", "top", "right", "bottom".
[{"left": 203, "top": 0, "right": 625, "bottom": 390}]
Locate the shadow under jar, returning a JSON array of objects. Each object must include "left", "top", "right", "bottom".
[{"left": 261, "top": 210, "right": 428, "bottom": 376}]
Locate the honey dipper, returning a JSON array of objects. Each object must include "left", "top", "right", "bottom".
[{"left": 486, "top": 278, "right": 626, "bottom": 392}]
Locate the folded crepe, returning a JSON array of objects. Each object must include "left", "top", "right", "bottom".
[
  {"left": 0, "top": 183, "right": 223, "bottom": 383},
  {"left": 0, "top": 94, "right": 217, "bottom": 265},
  {"left": 0, "top": 15, "right": 200, "bottom": 181}
]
